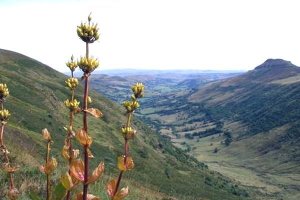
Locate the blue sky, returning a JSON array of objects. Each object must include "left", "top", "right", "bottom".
[{"left": 0, "top": 0, "right": 300, "bottom": 72}]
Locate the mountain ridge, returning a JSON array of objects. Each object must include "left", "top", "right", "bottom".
[{"left": 247, "top": 59, "right": 300, "bottom": 82}]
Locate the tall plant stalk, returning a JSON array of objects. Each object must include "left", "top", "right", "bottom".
[
  {"left": 107, "top": 83, "right": 144, "bottom": 200},
  {"left": 45, "top": 137, "right": 51, "bottom": 200},
  {"left": 64, "top": 14, "right": 104, "bottom": 200},
  {"left": 63, "top": 55, "right": 80, "bottom": 200},
  {"left": 82, "top": 44, "right": 90, "bottom": 198},
  {"left": 0, "top": 83, "right": 19, "bottom": 200},
  {"left": 83, "top": 74, "right": 90, "bottom": 199},
  {"left": 40, "top": 128, "right": 57, "bottom": 200}
]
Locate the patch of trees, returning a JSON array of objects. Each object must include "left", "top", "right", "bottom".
[
  {"left": 191, "top": 128, "right": 222, "bottom": 139},
  {"left": 223, "top": 131, "right": 232, "bottom": 146}
]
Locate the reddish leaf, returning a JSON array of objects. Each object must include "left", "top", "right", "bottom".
[
  {"left": 113, "top": 187, "right": 129, "bottom": 200},
  {"left": 61, "top": 142, "right": 70, "bottom": 160},
  {"left": 106, "top": 179, "right": 117, "bottom": 198},
  {"left": 76, "top": 129, "right": 93, "bottom": 147},
  {"left": 117, "top": 156, "right": 134, "bottom": 171},
  {"left": 76, "top": 192, "right": 101, "bottom": 200},
  {"left": 70, "top": 159, "right": 85, "bottom": 182},
  {"left": 85, "top": 108, "right": 103, "bottom": 118},
  {"left": 88, "top": 162, "right": 104, "bottom": 184},
  {"left": 40, "top": 157, "right": 57, "bottom": 174}
]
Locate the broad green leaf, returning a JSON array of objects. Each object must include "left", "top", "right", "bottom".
[
  {"left": 28, "top": 191, "right": 42, "bottom": 200},
  {"left": 52, "top": 182, "right": 67, "bottom": 200}
]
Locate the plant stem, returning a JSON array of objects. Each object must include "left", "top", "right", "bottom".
[
  {"left": 83, "top": 41, "right": 90, "bottom": 200},
  {"left": 113, "top": 112, "right": 132, "bottom": 196},
  {"left": 65, "top": 112, "right": 74, "bottom": 200},
  {"left": 114, "top": 171, "right": 123, "bottom": 196},
  {"left": 66, "top": 76, "right": 75, "bottom": 200},
  {"left": 0, "top": 101, "right": 3, "bottom": 145},
  {"left": 65, "top": 190, "right": 71, "bottom": 200},
  {"left": 86, "top": 42, "right": 89, "bottom": 59},
  {"left": 0, "top": 102, "right": 15, "bottom": 190},
  {"left": 0, "top": 123, "right": 4, "bottom": 146},
  {"left": 46, "top": 141, "right": 51, "bottom": 200},
  {"left": 1, "top": 128, "right": 15, "bottom": 189}
]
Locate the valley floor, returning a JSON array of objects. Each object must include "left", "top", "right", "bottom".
[{"left": 172, "top": 133, "right": 300, "bottom": 200}]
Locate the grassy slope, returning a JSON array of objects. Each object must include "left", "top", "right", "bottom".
[
  {"left": 188, "top": 59, "right": 300, "bottom": 168},
  {"left": 0, "top": 49, "right": 245, "bottom": 200},
  {"left": 187, "top": 59, "right": 300, "bottom": 199}
]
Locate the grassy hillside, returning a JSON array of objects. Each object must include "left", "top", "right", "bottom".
[
  {"left": 0, "top": 49, "right": 248, "bottom": 200},
  {"left": 187, "top": 59, "right": 300, "bottom": 199}
]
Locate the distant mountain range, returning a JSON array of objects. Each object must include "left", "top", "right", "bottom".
[{"left": 83, "top": 69, "right": 245, "bottom": 76}]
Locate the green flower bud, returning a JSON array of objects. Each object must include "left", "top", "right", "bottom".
[
  {"left": 122, "top": 100, "right": 140, "bottom": 112},
  {"left": 77, "top": 15, "right": 100, "bottom": 43},
  {"left": 121, "top": 126, "right": 136, "bottom": 139},
  {"left": 0, "top": 109, "right": 10, "bottom": 121},
  {"left": 78, "top": 56, "right": 99, "bottom": 74},
  {"left": 66, "top": 56, "right": 78, "bottom": 72},
  {"left": 0, "top": 83, "right": 9, "bottom": 99},
  {"left": 65, "top": 77, "right": 79, "bottom": 90},
  {"left": 64, "top": 99, "right": 80, "bottom": 111},
  {"left": 131, "top": 82, "right": 144, "bottom": 98}
]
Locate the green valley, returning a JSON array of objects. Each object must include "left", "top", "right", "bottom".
[
  {"left": 90, "top": 59, "right": 300, "bottom": 200},
  {"left": 0, "top": 48, "right": 249, "bottom": 200}
]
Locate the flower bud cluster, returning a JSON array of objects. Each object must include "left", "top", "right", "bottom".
[
  {"left": 123, "top": 83, "right": 144, "bottom": 113},
  {"left": 131, "top": 82, "right": 144, "bottom": 98},
  {"left": 78, "top": 56, "right": 99, "bottom": 74},
  {"left": 123, "top": 101, "right": 139, "bottom": 112},
  {"left": 77, "top": 21, "right": 100, "bottom": 43},
  {"left": 0, "top": 109, "right": 10, "bottom": 122},
  {"left": 64, "top": 99, "right": 80, "bottom": 111},
  {"left": 121, "top": 126, "right": 136, "bottom": 139},
  {"left": 65, "top": 78, "right": 79, "bottom": 90},
  {"left": 0, "top": 83, "right": 9, "bottom": 99},
  {"left": 66, "top": 55, "right": 78, "bottom": 72}
]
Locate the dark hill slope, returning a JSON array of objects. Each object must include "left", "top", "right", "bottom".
[
  {"left": 0, "top": 49, "right": 245, "bottom": 199},
  {"left": 189, "top": 59, "right": 300, "bottom": 173},
  {"left": 190, "top": 59, "right": 300, "bottom": 139}
]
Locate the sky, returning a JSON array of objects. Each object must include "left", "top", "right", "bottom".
[{"left": 0, "top": 0, "right": 300, "bottom": 72}]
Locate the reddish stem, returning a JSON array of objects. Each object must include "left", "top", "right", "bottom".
[
  {"left": 65, "top": 113, "right": 74, "bottom": 200},
  {"left": 83, "top": 145, "right": 89, "bottom": 199},
  {"left": 65, "top": 191, "right": 71, "bottom": 200},
  {"left": 114, "top": 171, "right": 123, "bottom": 196},
  {"left": 1, "top": 121, "right": 15, "bottom": 190},
  {"left": 0, "top": 124, "right": 4, "bottom": 146},
  {"left": 46, "top": 141, "right": 51, "bottom": 200},
  {"left": 66, "top": 71, "right": 75, "bottom": 200},
  {"left": 82, "top": 71, "right": 90, "bottom": 200},
  {"left": 113, "top": 112, "right": 132, "bottom": 196}
]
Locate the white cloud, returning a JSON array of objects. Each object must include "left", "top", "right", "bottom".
[{"left": 1, "top": 0, "right": 300, "bottom": 72}]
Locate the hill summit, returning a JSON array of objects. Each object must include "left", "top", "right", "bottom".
[
  {"left": 245, "top": 59, "right": 300, "bottom": 82},
  {"left": 254, "top": 58, "right": 296, "bottom": 70}
]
